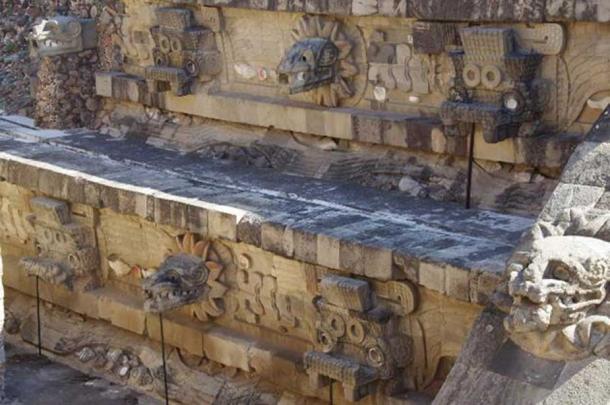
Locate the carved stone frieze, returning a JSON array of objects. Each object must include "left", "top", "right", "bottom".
[
  {"left": 29, "top": 16, "right": 97, "bottom": 58},
  {"left": 145, "top": 8, "right": 222, "bottom": 96},
  {"left": 278, "top": 16, "right": 360, "bottom": 107},
  {"left": 142, "top": 232, "right": 228, "bottom": 315},
  {"left": 305, "top": 275, "right": 416, "bottom": 401},
  {"left": 367, "top": 30, "right": 431, "bottom": 103},
  {"left": 441, "top": 27, "right": 543, "bottom": 143},
  {"left": 228, "top": 253, "right": 302, "bottom": 334},
  {"left": 19, "top": 197, "right": 100, "bottom": 291},
  {"left": 497, "top": 208, "right": 610, "bottom": 361}
]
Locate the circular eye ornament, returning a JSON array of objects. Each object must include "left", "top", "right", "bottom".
[
  {"left": 184, "top": 59, "right": 200, "bottom": 77},
  {"left": 367, "top": 345, "right": 386, "bottom": 368},
  {"left": 482, "top": 65, "right": 502, "bottom": 89},
  {"left": 463, "top": 64, "right": 481, "bottom": 88},
  {"left": 158, "top": 34, "right": 171, "bottom": 54}
]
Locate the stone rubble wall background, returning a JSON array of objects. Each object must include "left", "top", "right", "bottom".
[
  {"left": 34, "top": 49, "right": 99, "bottom": 128},
  {"left": 0, "top": 0, "right": 122, "bottom": 128}
]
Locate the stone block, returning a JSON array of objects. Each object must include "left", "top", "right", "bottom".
[
  {"left": 30, "top": 16, "right": 96, "bottom": 57},
  {"left": 273, "top": 256, "right": 308, "bottom": 294},
  {"left": 203, "top": 328, "right": 252, "bottom": 371},
  {"left": 320, "top": 275, "right": 372, "bottom": 311},
  {"left": 419, "top": 261, "right": 446, "bottom": 293},
  {"left": 317, "top": 234, "right": 341, "bottom": 270},
  {"left": 147, "top": 313, "right": 205, "bottom": 357},
  {"left": 208, "top": 208, "right": 238, "bottom": 241},
  {"left": 95, "top": 72, "right": 114, "bottom": 98},
  {"left": 339, "top": 240, "right": 364, "bottom": 275},
  {"left": 444, "top": 265, "right": 470, "bottom": 302},
  {"left": 154, "top": 195, "right": 190, "bottom": 230},
  {"left": 186, "top": 205, "right": 208, "bottom": 234},
  {"left": 261, "top": 222, "right": 293, "bottom": 257},
  {"left": 30, "top": 196, "right": 71, "bottom": 225},
  {"left": 38, "top": 282, "right": 100, "bottom": 319},
  {"left": 363, "top": 245, "right": 394, "bottom": 281},
  {"left": 293, "top": 228, "right": 318, "bottom": 263},
  {"left": 236, "top": 213, "right": 262, "bottom": 247},
  {"left": 97, "top": 290, "right": 146, "bottom": 335},
  {"left": 6, "top": 160, "right": 39, "bottom": 191},
  {"left": 392, "top": 253, "right": 419, "bottom": 283}
]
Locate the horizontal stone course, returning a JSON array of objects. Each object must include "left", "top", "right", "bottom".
[
  {"left": 95, "top": 73, "right": 577, "bottom": 169},
  {"left": 195, "top": 0, "right": 608, "bottom": 22},
  {"left": 0, "top": 125, "right": 534, "bottom": 304}
]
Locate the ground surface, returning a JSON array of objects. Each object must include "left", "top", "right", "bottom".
[{"left": 3, "top": 344, "right": 161, "bottom": 405}]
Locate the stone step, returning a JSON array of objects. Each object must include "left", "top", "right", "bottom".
[{"left": 0, "top": 119, "right": 534, "bottom": 305}]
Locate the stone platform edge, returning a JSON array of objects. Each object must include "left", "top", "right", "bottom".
[{"left": 0, "top": 144, "right": 506, "bottom": 306}]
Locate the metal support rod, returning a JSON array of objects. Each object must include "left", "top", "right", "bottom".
[
  {"left": 329, "top": 381, "right": 333, "bottom": 405},
  {"left": 35, "top": 276, "right": 42, "bottom": 356},
  {"left": 159, "top": 313, "right": 169, "bottom": 405},
  {"left": 465, "top": 127, "right": 476, "bottom": 210}
]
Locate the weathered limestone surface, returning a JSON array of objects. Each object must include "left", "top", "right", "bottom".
[
  {"left": 0, "top": 118, "right": 530, "bottom": 403},
  {"left": 5, "top": 0, "right": 610, "bottom": 403}
]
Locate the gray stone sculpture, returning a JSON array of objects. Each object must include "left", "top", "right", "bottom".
[
  {"left": 498, "top": 208, "right": 610, "bottom": 361},
  {"left": 29, "top": 16, "right": 97, "bottom": 58}
]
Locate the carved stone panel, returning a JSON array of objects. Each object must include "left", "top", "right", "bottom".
[
  {"left": 441, "top": 27, "right": 543, "bottom": 143},
  {"left": 228, "top": 252, "right": 306, "bottom": 336},
  {"left": 145, "top": 8, "right": 222, "bottom": 96},
  {"left": 305, "top": 275, "right": 416, "bottom": 401},
  {"left": 19, "top": 197, "right": 100, "bottom": 291}
]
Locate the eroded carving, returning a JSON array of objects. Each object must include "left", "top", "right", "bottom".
[
  {"left": 498, "top": 208, "right": 610, "bottom": 361},
  {"left": 441, "top": 27, "right": 543, "bottom": 143},
  {"left": 19, "top": 197, "right": 100, "bottom": 291},
  {"left": 305, "top": 275, "right": 415, "bottom": 401},
  {"left": 278, "top": 16, "right": 358, "bottom": 107},
  {"left": 29, "top": 16, "right": 97, "bottom": 58},
  {"left": 143, "top": 232, "right": 227, "bottom": 314},
  {"left": 146, "top": 8, "right": 222, "bottom": 96},
  {"left": 229, "top": 254, "right": 301, "bottom": 333}
]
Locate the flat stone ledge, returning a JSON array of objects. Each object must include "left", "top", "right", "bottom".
[
  {"left": 0, "top": 124, "right": 534, "bottom": 304},
  {"left": 95, "top": 73, "right": 578, "bottom": 169}
]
